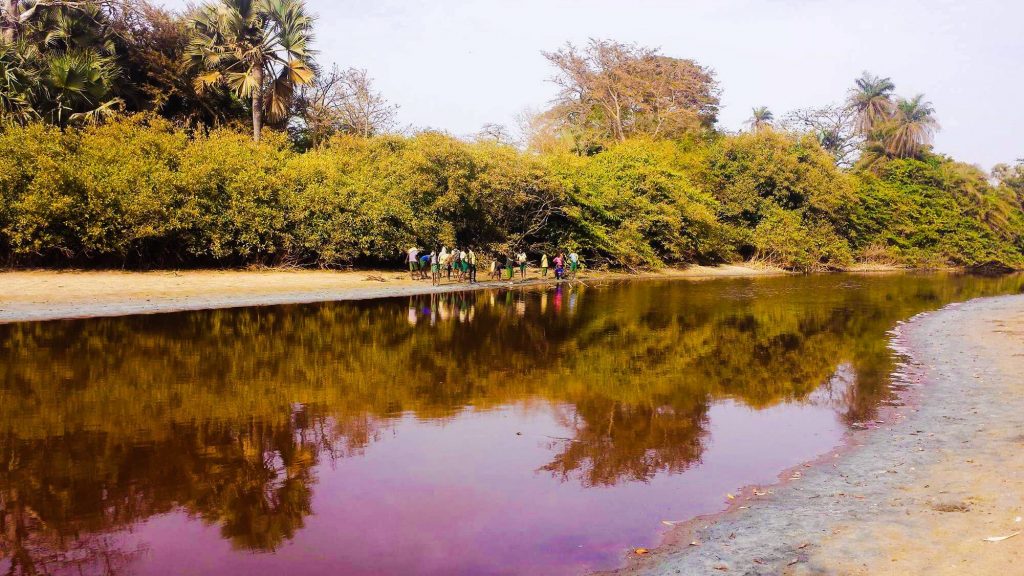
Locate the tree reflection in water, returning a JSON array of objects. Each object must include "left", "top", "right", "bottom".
[{"left": 0, "top": 273, "right": 1021, "bottom": 574}]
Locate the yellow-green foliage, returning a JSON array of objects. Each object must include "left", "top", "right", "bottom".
[
  {"left": 0, "top": 119, "right": 186, "bottom": 259},
  {"left": 0, "top": 117, "right": 1021, "bottom": 270},
  {"left": 701, "top": 130, "right": 856, "bottom": 270},
  {"left": 848, "top": 156, "right": 1024, "bottom": 268},
  {"left": 548, "top": 139, "right": 730, "bottom": 269}
]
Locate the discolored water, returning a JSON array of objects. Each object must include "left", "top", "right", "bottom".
[{"left": 1, "top": 273, "right": 1021, "bottom": 575}]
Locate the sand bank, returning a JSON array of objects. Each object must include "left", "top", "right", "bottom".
[{"left": 0, "top": 264, "right": 783, "bottom": 323}]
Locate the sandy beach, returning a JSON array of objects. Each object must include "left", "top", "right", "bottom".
[
  {"left": 617, "top": 293, "right": 1024, "bottom": 575},
  {"left": 0, "top": 264, "right": 785, "bottom": 324}
]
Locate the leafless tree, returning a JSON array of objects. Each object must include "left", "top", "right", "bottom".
[
  {"left": 782, "top": 104, "right": 863, "bottom": 167},
  {"left": 516, "top": 107, "right": 568, "bottom": 154},
  {"left": 292, "top": 65, "right": 398, "bottom": 146},
  {"left": 475, "top": 122, "right": 515, "bottom": 145}
]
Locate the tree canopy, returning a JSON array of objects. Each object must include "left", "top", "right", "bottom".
[{"left": 541, "top": 39, "right": 720, "bottom": 153}]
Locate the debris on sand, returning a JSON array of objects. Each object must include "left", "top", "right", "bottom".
[{"left": 982, "top": 532, "right": 1020, "bottom": 542}]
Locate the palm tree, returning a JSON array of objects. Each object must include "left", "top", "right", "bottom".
[
  {"left": 185, "top": 0, "right": 315, "bottom": 142},
  {"left": 40, "top": 49, "right": 123, "bottom": 125},
  {"left": 885, "top": 94, "right": 938, "bottom": 159},
  {"left": 847, "top": 72, "right": 895, "bottom": 135},
  {"left": 747, "top": 106, "right": 773, "bottom": 131},
  {"left": 2, "top": 1, "right": 125, "bottom": 126}
]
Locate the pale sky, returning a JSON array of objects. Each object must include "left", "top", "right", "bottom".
[{"left": 161, "top": 0, "right": 1023, "bottom": 169}]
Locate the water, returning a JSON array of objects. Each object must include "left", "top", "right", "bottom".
[{"left": 1, "top": 273, "right": 1021, "bottom": 575}]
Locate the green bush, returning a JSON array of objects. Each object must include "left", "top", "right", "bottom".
[
  {"left": 849, "top": 156, "right": 1024, "bottom": 269},
  {"left": 548, "top": 139, "right": 731, "bottom": 268},
  {"left": 0, "top": 118, "right": 1021, "bottom": 271},
  {"left": 752, "top": 207, "right": 853, "bottom": 271}
]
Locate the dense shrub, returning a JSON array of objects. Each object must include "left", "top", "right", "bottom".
[
  {"left": 848, "top": 157, "right": 1024, "bottom": 268},
  {"left": 0, "top": 117, "right": 1021, "bottom": 270},
  {"left": 752, "top": 207, "right": 853, "bottom": 271},
  {"left": 548, "top": 139, "right": 731, "bottom": 269},
  {"left": 701, "top": 130, "right": 857, "bottom": 269},
  {"left": 0, "top": 119, "right": 186, "bottom": 264}
]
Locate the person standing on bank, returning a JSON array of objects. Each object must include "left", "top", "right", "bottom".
[
  {"left": 517, "top": 251, "right": 528, "bottom": 279},
  {"left": 418, "top": 252, "right": 430, "bottom": 279},
  {"left": 407, "top": 247, "right": 421, "bottom": 280},
  {"left": 467, "top": 249, "right": 477, "bottom": 283},
  {"left": 458, "top": 249, "right": 469, "bottom": 281},
  {"left": 540, "top": 253, "right": 549, "bottom": 277},
  {"left": 430, "top": 250, "right": 440, "bottom": 285},
  {"left": 446, "top": 247, "right": 456, "bottom": 281},
  {"left": 438, "top": 246, "right": 449, "bottom": 283}
]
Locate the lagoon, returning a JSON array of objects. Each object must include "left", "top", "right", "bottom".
[{"left": 1, "top": 273, "right": 1021, "bottom": 575}]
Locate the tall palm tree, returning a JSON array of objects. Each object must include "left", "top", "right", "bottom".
[
  {"left": 847, "top": 72, "right": 895, "bottom": 135},
  {"left": 185, "top": 0, "right": 315, "bottom": 142},
  {"left": 885, "top": 94, "right": 938, "bottom": 159},
  {"left": 747, "top": 106, "right": 773, "bottom": 131}
]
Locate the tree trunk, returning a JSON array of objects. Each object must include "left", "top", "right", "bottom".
[
  {"left": 1, "top": 0, "right": 19, "bottom": 43},
  {"left": 251, "top": 65, "right": 264, "bottom": 142}
]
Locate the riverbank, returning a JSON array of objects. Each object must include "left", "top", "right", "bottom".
[
  {"left": 617, "top": 293, "right": 1024, "bottom": 575},
  {"left": 0, "top": 264, "right": 785, "bottom": 323}
]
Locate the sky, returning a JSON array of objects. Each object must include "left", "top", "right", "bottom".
[{"left": 160, "top": 0, "right": 1023, "bottom": 169}]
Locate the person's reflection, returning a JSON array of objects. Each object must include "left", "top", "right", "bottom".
[{"left": 407, "top": 298, "right": 418, "bottom": 326}]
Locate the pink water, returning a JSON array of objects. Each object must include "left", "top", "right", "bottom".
[
  {"left": 4, "top": 274, "right": 1020, "bottom": 575},
  {"left": 114, "top": 402, "right": 839, "bottom": 576}
]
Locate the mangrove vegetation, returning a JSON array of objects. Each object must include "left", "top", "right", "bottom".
[{"left": 1, "top": 0, "right": 1022, "bottom": 271}]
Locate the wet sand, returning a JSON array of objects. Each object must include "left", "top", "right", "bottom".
[
  {"left": 618, "top": 294, "right": 1024, "bottom": 575},
  {"left": 0, "top": 264, "right": 783, "bottom": 323}
]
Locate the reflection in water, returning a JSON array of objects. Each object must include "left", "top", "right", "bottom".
[{"left": 0, "top": 274, "right": 1021, "bottom": 575}]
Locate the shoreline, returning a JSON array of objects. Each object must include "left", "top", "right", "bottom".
[
  {"left": 613, "top": 293, "right": 1024, "bottom": 575},
  {"left": 0, "top": 264, "right": 787, "bottom": 324}
]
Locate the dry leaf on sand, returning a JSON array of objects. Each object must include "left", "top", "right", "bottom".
[{"left": 983, "top": 532, "right": 1020, "bottom": 542}]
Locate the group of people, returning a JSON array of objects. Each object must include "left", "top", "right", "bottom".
[
  {"left": 488, "top": 251, "right": 582, "bottom": 281},
  {"left": 405, "top": 246, "right": 583, "bottom": 285},
  {"left": 407, "top": 247, "right": 478, "bottom": 285}
]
